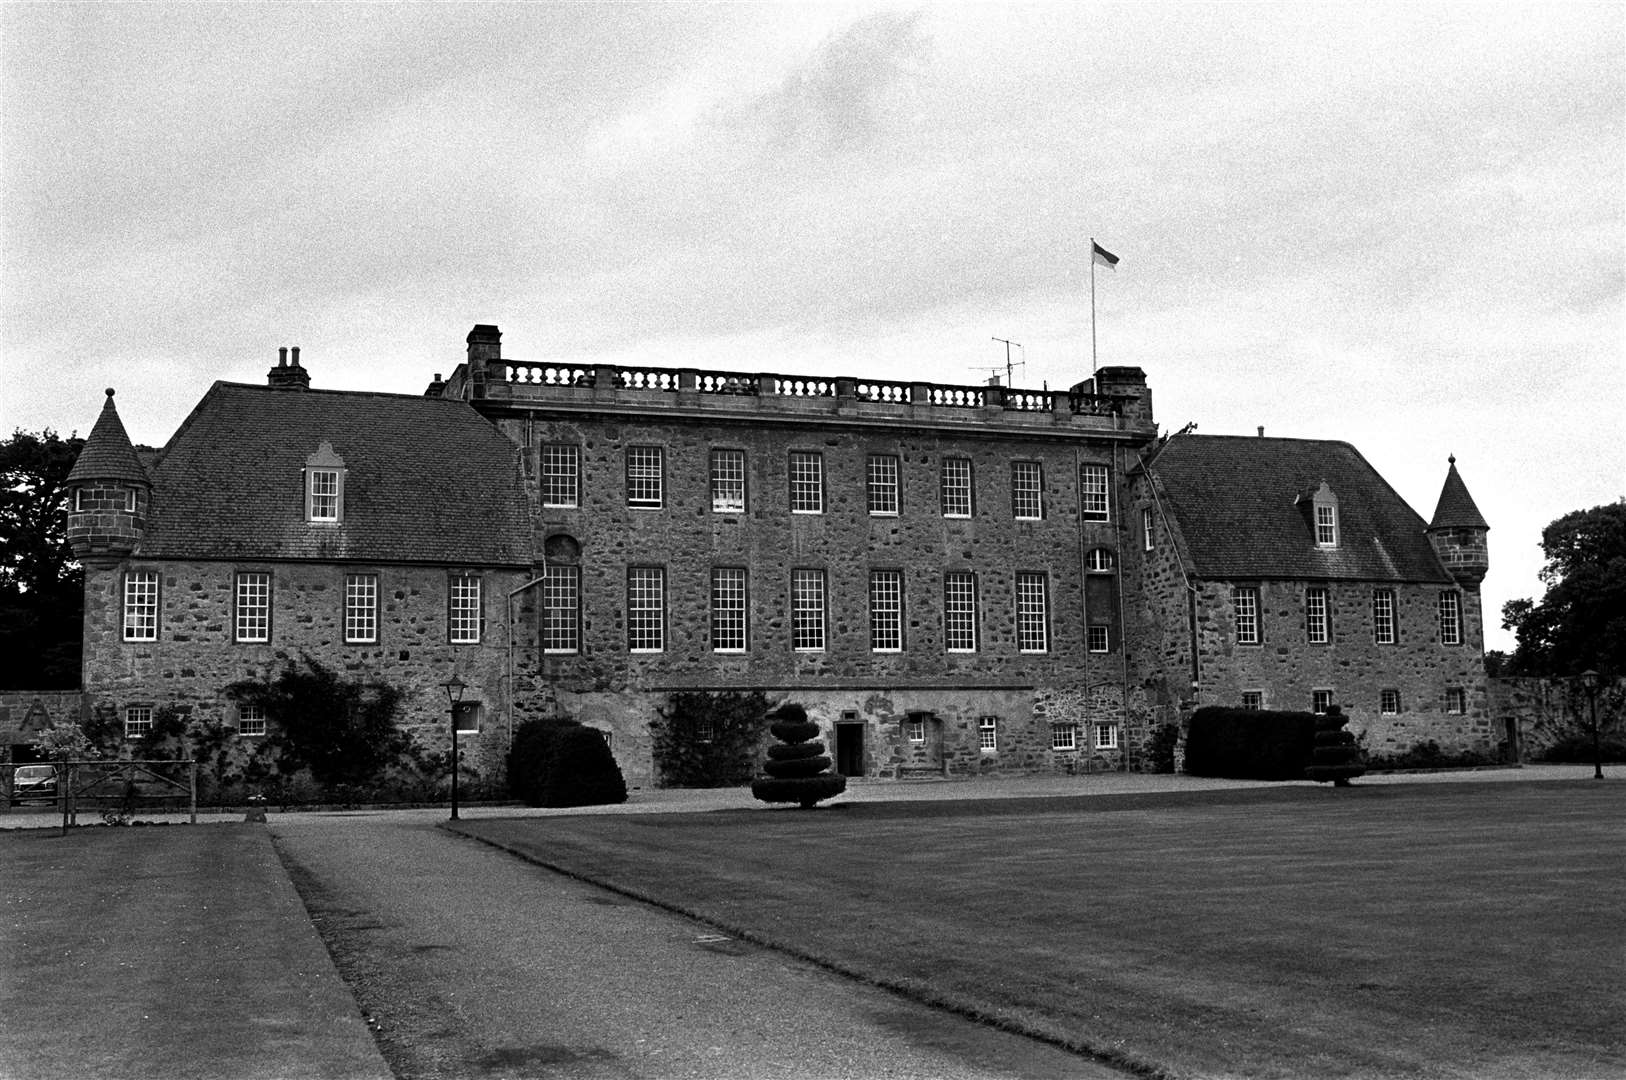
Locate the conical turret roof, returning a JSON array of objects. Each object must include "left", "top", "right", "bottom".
[
  {"left": 66, "top": 389, "right": 149, "bottom": 485},
  {"left": 1428, "top": 456, "right": 1487, "bottom": 530}
]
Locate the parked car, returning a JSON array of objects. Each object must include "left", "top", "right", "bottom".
[{"left": 12, "top": 764, "right": 59, "bottom": 802}]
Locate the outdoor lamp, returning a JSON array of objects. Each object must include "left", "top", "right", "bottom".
[
  {"left": 441, "top": 675, "right": 467, "bottom": 819},
  {"left": 1579, "top": 669, "right": 1603, "bottom": 781}
]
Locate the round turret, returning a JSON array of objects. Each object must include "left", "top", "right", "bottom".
[
  {"left": 1426, "top": 455, "right": 1489, "bottom": 587},
  {"left": 64, "top": 389, "right": 150, "bottom": 565}
]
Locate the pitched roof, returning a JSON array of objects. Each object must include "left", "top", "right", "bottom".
[
  {"left": 66, "top": 389, "right": 149, "bottom": 485},
  {"left": 1146, "top": 435, "right": 1451, "bottom": 583},
  {"left": 139, "top": 383, "right": 531, "bottom": 565},
  {"left": 1429, "top": 457, "right": 1488, "bottom": 530}
]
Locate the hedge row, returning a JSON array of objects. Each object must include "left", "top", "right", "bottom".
[{"left": 1184, "top": 706, "right": 1318, "bottom": 780}]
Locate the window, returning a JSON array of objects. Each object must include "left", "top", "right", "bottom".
[
  {"left": 1380, "top": 689, "right": 1401, "bottom": 715},
  {"left": 626, "top": 446, "right": 664, "bottom": 509},
  {"left": 710, "top": 567, "right": 747, "bottom": 652},
  {"left": 941, "top": 458, "right": 973, "bottom": 517},
  {"left": 1312, "top": 689, "right": 1335, "bottom": 714},
  {"left": 1011, "top": 461, "right": 1043, "bottom": 520},
  {"left": 1051, "top": 723, "right": 1078, "bottom": 751},
  {"left": 238, "top": 704, "right": 267, "bottom": 737},
  {"left": 1016, "top": 573, "right": 1049, "bottom": 653},
  {"left": 978, "top": 715, "right": 998, "bottom": 752},
  {"left": 695, "top": 715, "right": 715, "bottom": 741},
  {"left": 1445, "top": 687, "right": 1466, "bottom": 714},
  {"left": 867, "top": 455, "right": 899, "bottom": 516},
  {"left": 906, "top": 717, "right": 926, "bottom": 743},
  {"left": 1241, "top": 691, "right": 1263, "bottom": 710},
  {"left": 124, "top": 705, "right": 153, "bottom": 739},
  {"left": 123, "top": 571, "right": 158, "bottom": 642},
  {"left": 309, "top": 469, "right": 340, "bottom": 522},
  {"left": 449, "top": 574, "right": 481, "bottom": 644},
  {"left": 869, "top": 570, "right": 903, "bottom": 652},
  {"left": 627, "top": 567, "right": 665, "bottom": 652},
  {"left": 1086, "top": 548, "right": 1114, "bottom": 573},
  {"left": 542, "top": 444, "right": 580, "bottom": 508},
  {"left": 1080, "top": 464, "right": 1110, "bottom": 521},
  {"left": 1095, "top": 721, "right": 1120, "bottom": 750},
  {"left": 543, "top": 564, "right": 580, "bottom": 654},
  {"left": 1234, "top": 587, "right": 1260, "bottom": 645},
  {"left": 944, "top": 572, "right": 978, "bottom": 652},
  {"left": 1306, "top": 587, "right": 1330, "bottom": 644},
  {"left": 1087, "top": 624, "right": 1110, "bottom": 653},
  {"left": 710, "top": 449, "right": 746, "bottom": 513},
  {"left": 790, "top": 451, "right": 824, "bottom": 514},
  {"left": 235, "top": 572, "right": 271, "bottom": 643},
  {"left": 1438, "top": 591, "right": 1462, "bottom": 645},
  {"left": 1143, "top": 507, "right": 1156, "bottom": 550},
  {"left": 1372, "top": 589, "right": 1396, "bottom": 645},
  {"left": 1315, "top": 504, "right": 1338, "bottom": 547},
  {"left": 344, "top": 574, "right": 378, "bottom": 644},
  {"left": 791, "top": 569, "right": 826, "bottom": 651}
]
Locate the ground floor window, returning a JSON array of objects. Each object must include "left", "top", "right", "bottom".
[
  {"left": 1094, "top": 722, "right": 1120, "bottom": 750},
  {"left": 978, "top": 715, "right": 998, "bottom": 752},
  {"left": 1312, "top": 689, "right": 1335, "bottom": 714},
  {"left": 1241, "top": 691, "right": 1263, "bottom": 710},
  {"left": 906, "top": 717, "right": 926, "bottom": 743},
  {"left": 124, "top": 705, "right": 153, "bottom": 739},
  {"left": 1445, "top": 687, "right": 1466, "bottom": 714},
  {"left": 1051, "top": 723, "right": 1078, "bottom": 751},
  {"left": 237, "top": 704, "right": 266, "bottom": 737},
  {"left": 1380, "top": 689, "right": 1401, "bottom": 715}
]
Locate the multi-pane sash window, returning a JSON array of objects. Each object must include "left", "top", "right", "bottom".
[
  {"left": 866, "top": 454, "right": 900, "bottom": 516},
  {"left": 1380, "top": 689, "right": 1401, "bottom": 715},
  {"left": 791, "top": 569, "right": 826, "bottom": 651},
  {"left": 1438, "top": 591, "right": 1462, "bottom": 645},
  {"left": 1088, "top": 625, "right": 1110, "bottom": 653},
  {"left": 344, "top": 574, "right": 378, "bottom": 644},
  {"left": 123, "top": 571, "right": 158, "bottom": 642},
  {"left": 978, "top": 715, "right": 998, "bottom": 752},
  {"left": 1011, "top": 461, "right": 1043, "bottom": 520},
  {"left": 1445, "top": 687, "right": 1466, "bottom": 714},
  {"left": 1095, "top": 722, "right": 1120, "bottom": 750},
  {"left": 710, "top": 567, "right": 747, "bottom": 652},
  {"left": 1372, "top": 589, "right": 1397, "bottom": 644},
  {"left": 235, "top": 572, "right": 271, "bottom": 643},
  {"left": 1051, "top": 723, "right": 1078, "bottom": 751},
  {"left": 944, "top": 572, "right": 978, "bottom": 652},
  {"left": 1315, "top": 504, "right": 1338, "bottom": 547},
  {"left": 543, "top": 564, "right": 580, "bottom": 654},
  {"left": 1086, "top": 548, "right": 1114, "bottom": 573},
  {"left": 1016, "top": 573, "right": 1049, "bottom": 653},
  {"left": 1143, "top": 506, "right": 1155, "bottom": 549},
  {"left": 1080, "top": 464, "right": 1110, "bottom": 521},
  {"left": 449, "top": 574, "right": 482, "bottom": 643},
  {"left": 1241, "top": 691, "right": 1263, "bottom": 710},
  {"left": 238, "top": 704, "right": 267, "bottom": 737},
  {"left": 626, "top": 446, "right": 664, "bottom": 509},
  {"left": 1306, "top": 587, "right": 1330, "bottom": 644},
  {"left": 1312, "top": 689, "right": 1335, "bottom": 714},
  {"left": 1234, "top": 587, "right": 1260, "bottom": 645},
  {"left": 906, "top": 717, "right": 926, "bottom": 742},
  {"left": 790, "top": 451, "right": 824, "bottom": 514},
  {"left": 125, "top": 705, "right": 153, "bottom": 739},
  {"left": 869, "top": 570, "right": 903, "bottom": 652},
  {"left": 542, "top": 444, "right": 580, "bottom": 508},
  {"left": 627, "top": 567, "right": 665, "bottom": 652},
  {"left": 710, "top": 449, "right": 746, "bottom": 513},
  {"left": 309, "top": 469, "right": 340, "bottom": 521},
  {"left": 940, "top": 458, "right": 973, "bottom": 517}
]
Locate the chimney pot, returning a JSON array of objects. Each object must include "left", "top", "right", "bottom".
[
  {"left": 291, "top": 346, "right": 301, "bottom": 366},
  {"left": 1258, "top": 426, "right": 1265, "bottom": 437},
  {"left": 279, "top": 347, "right": 287, "bottom": 367}
]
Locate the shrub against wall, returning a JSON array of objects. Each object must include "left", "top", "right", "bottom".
[
  {"left": 1145, "top": 723, "right": 1180, "bottom": 774},
  {"left": 506, "top": 716, "right": 625, "bottom": 808},
  {"left": 651, "top": 690, "right": 771, "bottom": 788},
  {"left": 1184, "top": 707, "right": 1317, "bottom": 780}
]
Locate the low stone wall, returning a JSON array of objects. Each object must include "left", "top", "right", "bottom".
[
  {"left": 1489, "top": 676, "right": 1624, "bottom": 761},
  {"left": 0, "top": 691, "right": 88, "bottom": 755}
]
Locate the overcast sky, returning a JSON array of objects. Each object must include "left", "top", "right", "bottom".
[{"left": 3, "top": 2, "right": 1621, "bottom": 650}]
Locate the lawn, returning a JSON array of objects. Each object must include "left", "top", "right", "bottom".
[{"left": 459, "top": 782, "right": 1626, "bottom": 1080}]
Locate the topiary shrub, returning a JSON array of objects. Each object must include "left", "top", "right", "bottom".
[
  {"left": 751, "top": 704, "right": 846, "bottom": 809},
  {"left": 539, "top": 726, "right": 627, "bottom": 808},
  {"left": 1304, "top": 706, "right": 1365, "bottom": 786},
  {"left": 1184, "top": 706, "right": 1317, "bottom": 780},
  {"left": 508, "top": 716, "right": 589, "bottom": 806}
]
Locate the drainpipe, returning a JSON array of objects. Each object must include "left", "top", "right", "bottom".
[{"left": 506, "top": 570, "right": 549, "bottom": 749}]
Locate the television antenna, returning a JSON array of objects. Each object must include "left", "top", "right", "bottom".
[{"left": 975, "top": 337, "right": 1026, "bottom": 386}]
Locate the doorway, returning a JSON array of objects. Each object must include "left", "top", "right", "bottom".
[{"left": 835, "top": 722, "right": 865, "bottom": 777}]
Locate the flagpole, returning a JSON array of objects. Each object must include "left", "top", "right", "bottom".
[{"left": 1090, "top": 236, "right": 1098, "bottom": 374}]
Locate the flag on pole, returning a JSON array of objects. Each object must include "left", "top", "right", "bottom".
[{"left": 1091, "top": 241, "right": 1119, "bottom": 270}]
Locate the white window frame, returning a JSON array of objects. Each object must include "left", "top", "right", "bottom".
[
  {"left": 1438, "top": 591, "right": 1462, "bottom": 646},
  {"left": 124, "top": 705, "right": 153, "bottom": 739},
  {"left": 1011, "top": 461, "right": 1043, "bottom": 520},
  {"left": 543, "top": 564, "right": 580, "bottom": 654},
  {"left": 235, "top": 572, "right": 271, "bottom": 644},
  {"left": 944, "top": 572, "right": 978, "bottom": 653},
  {"left": 978, "top": 715, "right": 998, "bottom": 753},
  {"left": 123, "top": 571, "right": 158, "bottom": 642},
  {"left": 1143, "top": 506, "right": 1155, "bottom": 550},
  {"left": 542, "top": 444, "right": 580, "bottom": 509},
  {"left": 866, "top": 454, "right": 899, "bottom": 516},
  {"left": 344, "top": 573, "right": 378, "bottom": 644},
  {"left": 1306, "top": 587, "right": 1330, "bottom": 645},
  {"left": 940, "top": 458, "right": 973, "bottom": 518},
  {"left": 710, "top": 449, "right": 746, "bottom": 513},
  {"left": 1094, "top": 721, "right": 1120, "bottom": 750},
  {"left": 1315, "top": 503, "right": 1338, "bottom": 547},
  {"left": 1380, "top": 689, "right": 1401, "bottom": 715},
  {"left": 1081, "top": 464, "right": 1110, "bottom": 522},
  {"left": 710, "top": 567, "right": 747, "bottom": 653},
  {"left": 1087, "top": 624, "right": 1110, "bottom": 653},
  {"left": 626, "top": 446, "right": 664, "bottom": 510},
  {"left": 1234, "top": 586, "right": 1260, "bottom": 646},
  {"left": 1445, "top": 687, "right": 1466, "bottom": 715},
  {"left": 791, "top": 568, "right": 826, "bottom": 652},
  {"left": 1016, "top": 573, "right": 1049, "bottom": 654},
  {"left": 238, "top": 704, "right": 267, "bottom": 737},
  {"left": 1051, "top": 723, "right": 1078, "bottom": 751},
  {"left": 627, "top": 567, "right": 665, "bottom": 653},
  {"left": 1086, "top": 548, "right": 1114, "bottom": 573},
  {"left": 1372, "top": 589, "right": 1396, "bottom": 645},
  {"left": 1312, "top": 689, "right": 1335, "bottom": 715},
  {"left": 906, "top": 717, "right": 926, "bottom": 743},
  {"left": 869, "top": 569, "right": 903, "bottom": 652},
  {"left": 449, "top": 573, "right": 482, "bottom": 644},
  {"left": 308, "top": 468, "right": 341, "bottom": 522},
  {"left": 789, "top": 451, "right": 824, "bottom": 514}
]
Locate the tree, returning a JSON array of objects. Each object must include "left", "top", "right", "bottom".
[
  {"left": 1501, "top": 501, "right": 1626, "bottom": 677},
  {"left": 0, "top": 429, "right": 86, "bottom": 689}
]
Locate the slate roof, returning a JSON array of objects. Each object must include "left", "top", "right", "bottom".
[
  {"left": 1429, "top": 457, "right": 1489, "bottom": 530},
  {"left": 66, "top": 389, "right": 150, "bottom": 485},
  {"left": 1145, "top": 435, "right": 1452, "bottom": 583},
  {"left": 139, "top": 383, "right": 531, "bottom": 565}
]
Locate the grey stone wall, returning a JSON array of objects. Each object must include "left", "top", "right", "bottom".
[{"left": 1489, "top": 676, "right": 1624, "bottom": 761}]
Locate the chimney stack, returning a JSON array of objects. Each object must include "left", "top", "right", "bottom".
[{"left": 268, "top": 345, "right": 311, "bottom": 390}]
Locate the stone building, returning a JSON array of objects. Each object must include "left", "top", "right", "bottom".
[{"left": 63, "top": 325, "right": 1492, "bottom": 788}]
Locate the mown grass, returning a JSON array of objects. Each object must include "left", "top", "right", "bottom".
[{"left": 460, "top": 782, "right": 1626, "bottom": 1080}]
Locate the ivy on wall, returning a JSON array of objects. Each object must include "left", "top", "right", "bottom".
[{"left": 650, "top": 690, "right": 771, "bottom": 788}]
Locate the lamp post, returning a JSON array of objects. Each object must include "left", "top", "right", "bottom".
[
  {"left": 441, "top": 674, "right": 467, "bottom": 819},
  {"left": 1579, "top": 669, "right": 1603, "bottom": 781}
]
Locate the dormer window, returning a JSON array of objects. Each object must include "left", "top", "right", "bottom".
[
  {"left": 305, "top": 442, "right": 345, "bottom": 524},
  {"left": 1301, "top": 481, "right": 1339, "bottom": 549}
]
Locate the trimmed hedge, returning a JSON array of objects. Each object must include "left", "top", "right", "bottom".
[
  {"left": 1184, "top": 706, "right": 1317, "bottom": 780},
  {"left": 507, "top": 716, "right": 626, "bottom": 808}
]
